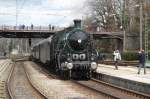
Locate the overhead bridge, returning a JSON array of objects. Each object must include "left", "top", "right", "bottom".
[
  {"left": 0, "top": 30, "right": 55, "bottom": 38},
  {"left": 0, "top": 26, "right": 61, "bottom": 38},
  {"left": 93, "top": 31, "right": 124, "bottom": 40},
  {"left": 0, "top": 26, "right": 123, "bottom": 39}
]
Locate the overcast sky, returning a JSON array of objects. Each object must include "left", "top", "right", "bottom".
[{"left": 0, "top": 0, "right": 87, "bottom": 27}]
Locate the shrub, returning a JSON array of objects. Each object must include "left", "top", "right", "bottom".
[
  {"left": 121, "top": 52, "right": 138, "bottom": 61},
  {"left": 99, "top": 52, "right": 150, "bottom": 61},
  {"left": 98, "top": 53, "right": 113, "bottom": 60},
  {"left": 148, "top": 52, "right": 150, "bottom": 60}
]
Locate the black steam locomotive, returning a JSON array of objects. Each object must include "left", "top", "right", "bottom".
[{"left": 32, "top": 20, "right": 98, "bottom": 79}]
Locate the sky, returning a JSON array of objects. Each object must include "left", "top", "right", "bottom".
[{"left": 0, "top": 0, "right": 87, "bottom": 27}]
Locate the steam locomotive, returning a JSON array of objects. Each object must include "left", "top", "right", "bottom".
[{"left": 32, "top": 20, "right": 98, "bottom": 79}]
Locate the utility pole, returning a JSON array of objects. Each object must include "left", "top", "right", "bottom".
[
  {"left": 123, "top": 0, "right": 126, "bottom": 52},
  {"left": 139, "top": 2, "right": 143, "bottom": 50},
  {"left": 144, "top": 13, "right": 149, "bottom": 62},
  {"left": 16, "top": 0, "right": 18, "bottom": 28}
]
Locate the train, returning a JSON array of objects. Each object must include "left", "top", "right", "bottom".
[{"left": 32, "top": 20, "right": 98, "bottom": 79}]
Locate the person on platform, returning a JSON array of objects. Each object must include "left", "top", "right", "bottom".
[
  {"left": 49, "top": 24, "right": 51, "bottom": 30},
  {"left": 113, "top": 50, "right": 121, "bottom": 70},
  {"left": 31, "top": 24, "right": 34, "bottom": 30},
  {"left": 137, "top": 50, "right": 146, "bottom": 74}
]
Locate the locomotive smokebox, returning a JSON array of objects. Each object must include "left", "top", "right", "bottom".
[{"left": 74, "top": 19, "right": 81, "bottom": 29}]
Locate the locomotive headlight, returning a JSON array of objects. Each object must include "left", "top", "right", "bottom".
[
  {"left": 78, "top": 39, "right": 82, "bottom": 43},
  {"left": 91, "top": 62, "right": 97, "bottom": 70},
  {"left": 67, "top": 63, "right": 73, "bottom": 69}
]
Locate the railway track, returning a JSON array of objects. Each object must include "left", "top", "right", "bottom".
[
  {"left": 7, "top": 62, "right": 46, "bottom": 99},
  {"left": 23, "top": 61, "right": 150, "bottom": 99},
  {"left": 25, "top": 61, "right": 113, "bottom": 99},
  {"left": 72, "top": 78, "right": 150, "bottom": 99},
  {"left": 0, "top": 59, "right": 12, "bottom": 99}
]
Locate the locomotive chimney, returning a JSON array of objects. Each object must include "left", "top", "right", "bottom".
[{"left": 74, "top": 19, "right": 81, "bottom": 29}]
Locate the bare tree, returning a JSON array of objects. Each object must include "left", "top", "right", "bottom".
[{"left": 85, "top": 0, "right": 122, "bottom": 31}]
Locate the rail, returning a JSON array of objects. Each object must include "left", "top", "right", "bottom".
[
  {"left": 7, "top": 62, "right": 46, "bottom": 99},
  {"left": 92, "top": 72, "right": 150, "bottom": 99},
  {"left": 72, "top": 80, "right": 119, "bottom": 99},
  {"left": 24, "top": 63, "right": 49, "bottom": 98},
  {"left": 0, "top": 25, "right": 64, "bottom": 31},
  {"left": 0, "top": 60, "right": 12, "bottom": 99},
  {"left": 6, "top": 62, "right": 15, "bottom": 99}
]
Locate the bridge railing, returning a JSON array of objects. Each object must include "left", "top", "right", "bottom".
[{"left": 0, "top": 25, "right": 64, "bottom": 31}]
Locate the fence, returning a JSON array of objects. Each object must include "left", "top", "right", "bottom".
[{"left": 0, "top": 25, "right": 64, "bottom": 31}]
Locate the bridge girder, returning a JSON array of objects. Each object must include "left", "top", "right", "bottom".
[{"left": 0, "top": 30, "right": 54, "bottom": 38}]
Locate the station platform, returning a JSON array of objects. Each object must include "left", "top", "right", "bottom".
[{"left": 95, "top": 64, "right": 150, "bottom": 95}]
